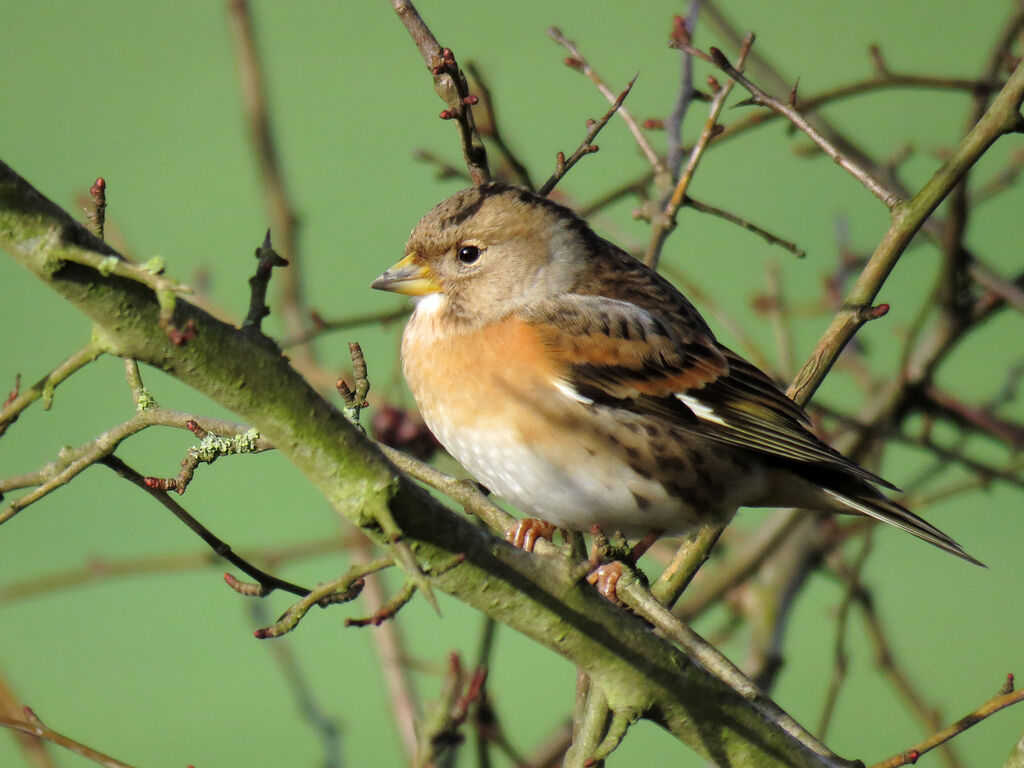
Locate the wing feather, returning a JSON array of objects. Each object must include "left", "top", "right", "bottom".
[{"left": 519, "top": 295, "right": 893, "bottom": 489}]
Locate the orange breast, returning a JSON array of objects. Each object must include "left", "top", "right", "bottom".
[{"left": 401, "top": 309, "right": 565, "bottom": 444}]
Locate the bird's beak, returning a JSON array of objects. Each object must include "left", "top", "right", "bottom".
[{"left": 371, "top": 253, "right": 440, "bottom": 296}]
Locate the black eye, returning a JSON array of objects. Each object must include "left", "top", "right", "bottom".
[{"left": 457, "top": 245, "right": 481, "bottom": 264}]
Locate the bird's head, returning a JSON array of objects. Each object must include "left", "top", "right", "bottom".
[{"left": 372, "top": 184, "right": 594, "bottom": 323}]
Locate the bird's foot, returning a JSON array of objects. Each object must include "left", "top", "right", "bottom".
[
  {"left": 506, "top": 518, "right": 556, "bottom": 552},
  {"left": 585, "top": 525, "right": 657, "bottom": 603},
  {"left": 586, "top": 561, "right": 623, "bottom": 601}
]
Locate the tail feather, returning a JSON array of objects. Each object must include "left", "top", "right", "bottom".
[{"left": 821, "top": 487, "right": 984, "bottom": 567}]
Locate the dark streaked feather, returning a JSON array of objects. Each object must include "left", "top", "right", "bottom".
[{"left": 521, "top": 293, "right": 891, "bottom": 488}]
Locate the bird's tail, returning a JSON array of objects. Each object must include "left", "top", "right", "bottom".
[{"left": 821, "top": 486, "right": 984, "bottom": 566}]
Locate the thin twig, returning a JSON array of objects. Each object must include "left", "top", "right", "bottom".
[
  {"left": 252, "top": 564, "right": 378, "bottom": 638},
  {"left": 242, "top": 230, "right": 289, "bottom": 331},
  {"left": 539, "top": 78, "right": 636, "bottom": 197},
  {"left": 869, "top": 680, "right": 1024, "bottom": 768},
  {"left": 649, "top": 522, "right": 724, "bottom": 607},
  {"left": 713, "top": 71, "right": 1009, "bottom": 147},
  {"left": 0, "top": 536, "right": 355, "bottom": 606},
  {"left": 0, "top": 409, "right": 269, "bottom": 522},
  {"left": 351, "top": 538, "right": 420, "bottom": 761},
  {"left": 616, "top": 574, "right": 848, "bottom": 765},
  {"left": 675, "top": 40, "right": 901, "bottom": 209},
  {"left": 665, "top": 4, "right": 703, "bottom": 177},
  {"left": 392, "top": 0, "right": 490, "bottom": 184},
  {"left": 817, "top": 535, "right": 875, "bottom": 739},
  {"left": 788, "top": 58, "right": 1024, "bottom": 407},
  {"left": 0, "top": 342, "right": 106, "bottom": 438},
  {"left": 0, "top": 709, "right": 138, "bottom": 768},
  {"left": 645, "top": 33, "right": 753, "bottom": 268},
  {"left": 548, "top": 27, "right": 669, "bottom": 181},
  {"left": 283, "top": 306, "right": 410, "bottom": 347},
  {"left": 226, "top": 0, "right": 309, "bottom": 357},
  {"left": 684, "top": 194, "right": 806, "bottom": 257},
  {"left": 101, "top": 455, "right": 311, "bottom": 598}
]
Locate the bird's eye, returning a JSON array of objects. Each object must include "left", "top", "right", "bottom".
[{"left": 457, "top": 245, "right": 481, "bottom": 265}]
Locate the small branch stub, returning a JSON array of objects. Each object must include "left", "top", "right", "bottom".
[
  {"left": 84, "top": 177, "right": 106, "bottom": 240},
  {"left": 243, "top": 229, "right": 289, "bottom": 331}
]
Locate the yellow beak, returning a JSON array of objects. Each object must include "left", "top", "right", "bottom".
[{"left": 370, "top": 253, "right": 441, "bottom": 296}]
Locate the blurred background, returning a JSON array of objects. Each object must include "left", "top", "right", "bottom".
[{"left": 1, "top": 1, "right": 1021, "bottom": 765}]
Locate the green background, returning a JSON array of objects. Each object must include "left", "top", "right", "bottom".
[{"left": 1, "top": 1, "right": 1021, "bottom": 766}]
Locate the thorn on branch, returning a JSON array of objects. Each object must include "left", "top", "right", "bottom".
[
  {"left": 789, "top": 77, "right": 800, "bottom": 108},
  {"left": 242, "top": 230, "right": 289, "bottom": 332}
]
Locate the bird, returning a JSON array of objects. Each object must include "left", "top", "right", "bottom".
[{"left": 371, "top": 182, "right": 981, "bottom": 568}]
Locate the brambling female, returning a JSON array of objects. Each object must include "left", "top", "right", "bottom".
[{"left": 372, "top": 183, "right": 979, "bottom": 566}]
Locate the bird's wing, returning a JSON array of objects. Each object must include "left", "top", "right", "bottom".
[{"left": 520, "top": 294, "right": 894, "bottom": 489}]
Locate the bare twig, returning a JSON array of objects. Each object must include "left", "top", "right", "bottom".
[
  {"left": 143, "top": 419, "right": 269, "bottom": 494},
  {"left": 412, "top": 148, "right": 473, "bottom": 183},
  {"left": 714, "top": 71, "right": 1009, "bottom": 148},
  {"left": 102, "top": 455, "right": 311, "bottom": 598},
  {"left": 252, "top": 564, "right": 377, "bottom": 638},
  {"left": 0, "top": 536, "right": 355, "bottom": 606},
  {"left": 226, "top": 0, "right": 308, "bottom": 356},
  {"left": 817, "top": 535, "right": 875, "bottom": 739},
  {"left": 0, "top": 342, "right": 106, "bottom": 438},
  {"left": 0, "top": 409, "right": 270, "bottom": 522},
  {"left": 684, "top": 194, "right": 806, "bottom": 257},
  {"left": 665, "top": 4, "right": 703, "bottom": 177},
  {"left": 350, "top": 539, "right": 420, "bottom": 761},
  {"left": 548, "top": 27, "right": 669, "bottom": 181},
  {"left": 674, "top": 40, "right": 901, "bottom": 209},
  {"left": 0, "top": 708, "right": 138, "bottom": 768},
  {"left": 788, "top": 58, "right": 1024, "bottom": 406},
  {"left": 649, "top": 522, "right": 724, "bottom": 607},
  {"left": 616, "top": 574, "right": 848, "bottom": 766},
  {"left": 283, "top": 306, "right": 410, "bottom": 347},
  {"left": 870, "top": 678, "right": 1024, "bottom": 768},
  {"left": 337, "top": 342, "right": 370, "bottom": 434},
  {"left": 645, "top": 34, "right": 753, "bottom": 268},
  {"left": 242, "top": 230, "right": 289, "bottom": 331},
  {"left": 539, "top": 78, "right": 636, "bottom": 197},
  {"left": 392, "top": 0, "right": 490, "bottom": 184}
]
